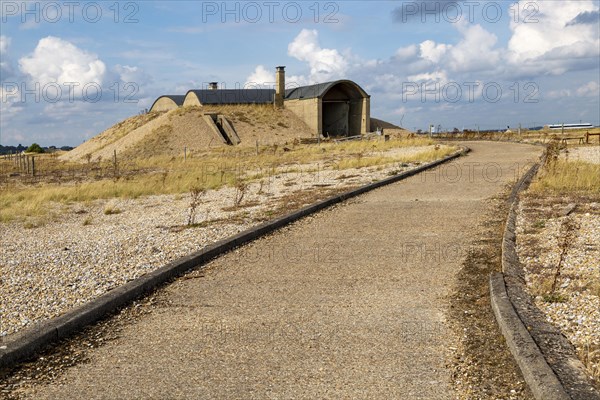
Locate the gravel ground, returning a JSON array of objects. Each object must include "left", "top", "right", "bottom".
[
  {"left": 0, "top": 145, "right": 448, "bottom": 338},
  {"left": 517, "top": 198, "right": 600, "bottom": 382},
  {"left": 564, "top": 146, "right": 600, "bottom": 164}
]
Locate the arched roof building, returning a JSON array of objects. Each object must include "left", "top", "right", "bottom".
[
  {"left": 149, "top": 95, "right": 186, "bottom": 112},
  {"left": 148, "top": 68, "right": 370, "bottom": 138},
  {"left": 284, "top": 79, "right": 370, "bottom": 137}
]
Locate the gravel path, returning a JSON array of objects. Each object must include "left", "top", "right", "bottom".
[{"left": 5, "top": 142, "right": 542, "bottom": 399}]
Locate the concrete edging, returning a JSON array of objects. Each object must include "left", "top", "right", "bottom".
[
  {"left": 491, "top": 159, "right": 600, "bottom": 399},
  {"left": 490, "top": 161, "right": 569, "bottom": 400},
  {"left": 0, "top": 147, "right": 469, "bottom": 369},
  {"left": 490, "top": 272, "right": 569, "bottom": 400}
]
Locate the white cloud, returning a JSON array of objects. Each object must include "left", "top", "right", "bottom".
[
  {"left": 288, "top": 29, "right": 348, "bottom": 84},
  {"left": 0, "top": 35, "right": 14, "bottom": 78},
  {"left": 419, "top": 40, "right": 451, "bottom": 64},
  {"left": 245, "top": 65, "right": 275, "bottom": 87},
  {"left": 507, "top": 0, "right": 599, "bottom": 70},
  {"left": 576, "top": 81, "right": 599, "bottom": 97},
  {"left": 285, "top": 74, "right": 310, "bottom": 88},
  {"left": 0, "top": 86, "right": 23, "bottom": 124},
  {"left": 415, "top": 23, "right": 501, "bottom": 74},
  {"left": 447, "top": 23, "right": 501, "bottom": 72},
  {"left": 407, "top": 70, "right": 449, "bottom": 85},
  {"left": 0, "top": 35, "right": 9, "bottom": 55},
  {"left": 19, "top": 36, "right": 106, "bottom": 97},
  {"left": 115, "top": 65, "right": 142, "bottom": 83},
  {"left": 395, "top": 44, "right": 418, "bottom": 60},
  {"left": 0, "top": 37, "right": 22, "bottom": 122}
]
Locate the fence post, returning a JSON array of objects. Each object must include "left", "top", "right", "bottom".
[
  {"left": 32, "top": 156, "right": 35, "bottom": 176},
  {"left": 113, "top": 149, "right": 118, "bottom": 177}
]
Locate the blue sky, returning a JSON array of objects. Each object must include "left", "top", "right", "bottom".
[{"left": 1, "top": 0, "right": 599, "bottom": 146}]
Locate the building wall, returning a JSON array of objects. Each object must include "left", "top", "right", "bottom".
[
  {"left": 286, "top": 96, "right": 370, "bottom": 137},
  {"left": 150, "top": 98, "right": 179, "bottom": 113},
  {"left": 183, "top": 93, "right": 201, "bottom": 107},
  {"left": 361, "top": 97, "right": 370, "bottom": 134},
  {"left": 284, "top": 98, "right": 321, "bottom": 137}
]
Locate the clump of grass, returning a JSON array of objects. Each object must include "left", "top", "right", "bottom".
[
  {"left": 23, "top": 219, "right": 45, "bottom": 229},
  {"left": 579, "top": 340, "right": 600, "bottom": 382},
  {"left": 103, "top": 201, "right": 122, "bottom": 215},
  {"left": 83, "top": 216, "right": 93, "bottom": 226},
  {"left": 542, "top": 292, "right": 567, "bottom": 303},
  {"left": 532, "top": 276, "right": 567, "bottom": 303}
]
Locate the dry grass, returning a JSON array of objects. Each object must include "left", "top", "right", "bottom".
[
  {"left": 436, "top": 127, "right": 600, "bottom": 145},
  {"left": 530, "top": 160, "right": 600, "bottom": 194},
  {"left": 0, "top": 138, "right": 455, "bottom": 223}
]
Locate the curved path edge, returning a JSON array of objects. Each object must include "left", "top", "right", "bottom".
[
  {"left": 492, "top": 159, "right": 600, "bottom": 399},
  {"left": 0, "top": 148, "right": 469, "bottom": 370}
]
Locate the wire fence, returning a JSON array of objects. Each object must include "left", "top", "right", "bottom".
[{"left": 0, "top": 151, "right": 149, "bottom": 188}]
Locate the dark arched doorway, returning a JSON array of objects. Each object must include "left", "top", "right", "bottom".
[{"left": 322, "top": 81, "right": 368, "bottom": 137}]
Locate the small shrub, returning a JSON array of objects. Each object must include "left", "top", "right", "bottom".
[
  {"left": 187, "top": 186, "right": 206, "bottom": 225},
  {"left": 233, "top": 180, "right": 248, "bottom": 207},
  {"left": 26, "top": 143, "right": 45, "bottom": 153}
]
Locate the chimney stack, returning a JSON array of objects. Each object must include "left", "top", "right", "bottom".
[
  {"left": 275, "top": 66, "right": 285, "bottom": 108},
  {"left": 208, "top": 82, "right": 218, "bottom": 90}
]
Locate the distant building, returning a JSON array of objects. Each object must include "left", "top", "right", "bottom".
[
  {"left": 149, "top": 66, "right": 371, "bottom": 138},
  {"left": 546, "top": 123, "right": 593, "bottom": 130}
]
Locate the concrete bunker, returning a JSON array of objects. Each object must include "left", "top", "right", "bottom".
[
  {"left": 148, "top": 67, "right": 371, "bottom": 140},
  {"left": 149, "top": 95, "right": 186, "bottom": 112},
  {"left": 284, "top": 79, "right": 370, "bottom": 138}
]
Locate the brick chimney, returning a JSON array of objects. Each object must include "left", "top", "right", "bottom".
[{"left": 275, "top": 66, "right": 285, "bottom": 108}]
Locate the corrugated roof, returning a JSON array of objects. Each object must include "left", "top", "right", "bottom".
[
  {"left": 284, "top": 80, "right": 369, "bottom": 100},
  {"left": 284, "top": 82, "right": 332, "bottom": 100},
  {"left": 154, "top": 80, "right": 369, "bottom": 108},
  {"left": 186, "top": 89, "right": 275, "bottom": 105}
]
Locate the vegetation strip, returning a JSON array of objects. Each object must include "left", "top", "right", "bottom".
[
  {"left": 493, "top": 160, "right": 600, "bottom": 399},
  {"left": 0, "top": 148, "right": 468, "bottom": 369}
]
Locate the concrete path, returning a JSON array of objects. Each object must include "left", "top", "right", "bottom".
[{"left": 25, "top": 142, "right": 541, "bottom": 399}]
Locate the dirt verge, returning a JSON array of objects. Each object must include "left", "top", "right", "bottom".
[{"left": 448, "top": 193, "right": 533, "bottom": 399}]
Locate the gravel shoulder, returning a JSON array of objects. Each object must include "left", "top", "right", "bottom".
[
  {"left": 1, "top": 142, "right": 542, "bottom": 399},
  {"left": 516, "top": 196, "right": 600, "bottom": 385},
  {"left": 514, "top": 144, "right": 600, "bottom": 386}
]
